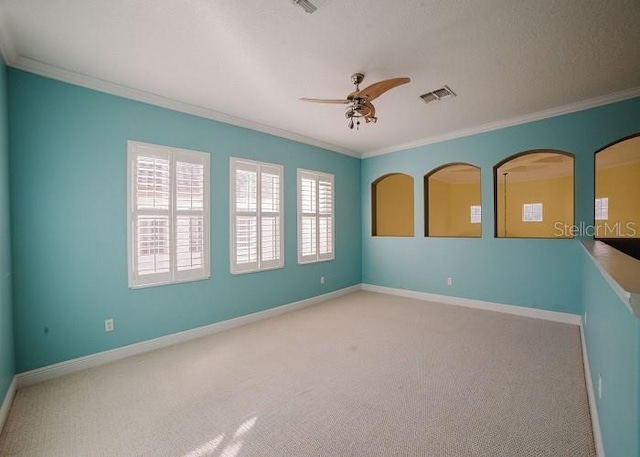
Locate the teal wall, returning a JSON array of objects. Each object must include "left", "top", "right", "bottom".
[
  {"left": 362, "top": 97, "right": 640, "bottom": 457},
  {"left": 581, "top": 248, "right": 639, "bottom": 457},
  {"left": 7, "top": 69, "right": 362, "bottom": 373},
  {"left": 362, "top": 97, "right": 640, "bottom": 314},
  {"left": 0, "top": 59, "right": 14, "bottom": 404},
  {"left": 4, "top": 65, "right": 640, "bottom": 456}
]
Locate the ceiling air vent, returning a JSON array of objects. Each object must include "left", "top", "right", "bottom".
[
  {"left": 420, "top": 85, "right": 456, "bottom": 104},
  {"left": 292, "top": 0, "right": 317, "bottom": 13}
]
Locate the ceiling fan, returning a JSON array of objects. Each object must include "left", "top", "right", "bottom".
[{"left": 300, "top": 73, "right": 411, "bottom": 130}]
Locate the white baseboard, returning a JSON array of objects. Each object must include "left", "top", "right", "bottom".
[
  {"left": 361, "top": 284, "right": 581, "bottom": 325},
  {"left": 362, "top": 284, "right": 602, "bottom": 453},
  {"left": 579, "top": 323, "right": 605, "bottom": 457},
  {"left": 0, "top": 376, "right": 17, "bottom": 435},
  {"left": 16, "top": 285, "right": 361, "bottom": 388}
]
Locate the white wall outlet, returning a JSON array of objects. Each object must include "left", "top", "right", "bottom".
[
  {"left": 597, "top": 373, "right": 602, "bottom": 400},
  {"left": 105, "top": 318, "right": 114, "bottom": 332},
  {"left": 320, "top": 276, "right": 325, "bottom": 285},
  {"left": 447, "top": 277, "right": 453, "bottom": 286}
]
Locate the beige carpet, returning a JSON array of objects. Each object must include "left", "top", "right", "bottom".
[{"left": 0, "top": 291, "right": 595, "bottom": 456}]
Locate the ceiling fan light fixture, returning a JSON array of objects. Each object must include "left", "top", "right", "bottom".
[
  {"left": 301, "top": 73, "right": 410, "bottom": 130},
  {"left": 292, "top": 0, "right": 317, "bottom": 14}
]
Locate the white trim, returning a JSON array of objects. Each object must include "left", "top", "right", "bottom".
[
  {"left": 579, "top": 323, "right": 606, "bottom": 457},
  {"left": 361, "top": 284, "right": 581, "bottom": 325},
  {"left": 15, "top": 285, "right": 361, "bottom": 388},
  {"left": 363, "top": 87, "right": 640, "bottom": 158},
  {"left": 7, "top": 55, "right": 359, "bottom": 158},
  {"left": 7, "top": 283, "right": 605, "bottom": 455},
  {"left": 0, "top": 376, "right": 17, "bottom": 435},
  {"left": 4, "top": 54, "right": 639, "bottom": 160},
  {"left": 362, "top": 284, "right": 603, "bottom": 453}
]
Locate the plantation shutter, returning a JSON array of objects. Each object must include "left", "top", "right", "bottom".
[
  {"left": 174, "top": 151, "right": 209, "bottom": 282},
  {"left": 298, "top": 170, "right": 334, "bottom": 264},
  {"left": 231, "top": 160, "right": 259, "bottom": 273},
  {"left": 128, "top": 142, "right": 210, "bottom": 288},
  {"left": 298, "top": 172, "right": 318, "bottom": 263},
  {"left": 231, "top": 158, "right": 283, "bottom": 274},
  {"left": 318, "top": 175, "right": 334, "bottom": 261},
  {"left": 260, "top": 165, "right": 283, "bottom": 269},
  {"left": 130, "top": 145, "right": 172, "bottom": 286}
]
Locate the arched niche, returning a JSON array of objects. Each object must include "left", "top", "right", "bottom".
[
  {"left": 595, "top": 134, "right": 640, "bottom": 244},
  {"left": 494, "top": 150, "right": 574, "bottom": 238},
  {"left": 424, "top": 163, "right": 481, "bottom": 237},
  {"left": 372, "top": 173, "right": 414, "bottom": 236}
]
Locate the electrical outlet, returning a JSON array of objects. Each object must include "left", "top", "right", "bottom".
[
  {"left": 105, "top": 318, "right": 114, "bottom": 332},
  {"left": 597, "top": 373, "right": 602, "bottom": 400},
  {"left": 447, "top": 277, "right": 453, "bottom": 286},
  {"left": 320, "top": 276, "right": 325, "bottom": 285},
  {"left": 584, "top": 311, "right": 587, "bottom": 326}
]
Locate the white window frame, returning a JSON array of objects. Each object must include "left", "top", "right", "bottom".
[
  {"left": 470, "top": 205, "right": 482, "bottom": 224},
  {"left": 522, "top": 203, "right": 543, "bottom": 222},
  {"left": 230, "top": 157, "right": 284, "bottom": 274},
  {"left": 595, "top": 197, "right": 609, "bottom": 221},
  {"left": 127, "top": 141, "right": 210, "bottom": 288},
  {"left": 298, "top": 169, "right": 335, "bottom": 264}
]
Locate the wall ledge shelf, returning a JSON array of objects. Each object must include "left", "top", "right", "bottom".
[{"left": 581, "top": 239, "right": 640, "bottom": 317}]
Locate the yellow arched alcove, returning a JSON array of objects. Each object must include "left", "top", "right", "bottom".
[
  {"left": 595, "top": 135, "right": 640, "bottom": 239},
  {"left": 372, "top": 173, "right": 414, "bottom": 236},
  {"left": 425, "top": 163, "right": 481, "bottom": 237},
  {"left": 494, "top": 150, "right": 574, "bottom": 238}
]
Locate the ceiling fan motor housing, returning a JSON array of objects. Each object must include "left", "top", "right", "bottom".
[{"left": 351, "top": 73, "right": 365, "bottom": 86}]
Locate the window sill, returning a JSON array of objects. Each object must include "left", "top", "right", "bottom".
[
  {"left": 230, "top": 265, "right": 284, "bottom": 275},
  {"left": 298, "top": 257, "right": 335, "bottom": 265},
  {"left": 129, "top": 273, "right": 211, "bottom": 289},
  {"left": 581, "top": 239, "right": 640, "bottom": 317}
]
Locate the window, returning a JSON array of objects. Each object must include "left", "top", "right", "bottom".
[
  {"left": 230, "top": 158, "right": 283, "bottom": 274},
  {"left": 470, "top": 205, "right": 482, "bottom": 224},
  {"left": 128, "top": 141, "right": 210, "bottom": 288},
  {"left": 298, "top": 169, "right": 334, "bottom": 263},
  {"left": 522, "top": 203, "right": 543, "bottom": 222},
  {"left": 595, "top": 197, "right": 609, "bottom": 221}
]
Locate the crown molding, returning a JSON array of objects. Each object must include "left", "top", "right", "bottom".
[
  {"left": 1, "top": 5, "right": 638, "bottom": 163},
  {"left": 363, "top": 86, "right": 640, "bottom": 159},
  {"left": 7, "top": 55, "right": 361, "bottom": 158}
]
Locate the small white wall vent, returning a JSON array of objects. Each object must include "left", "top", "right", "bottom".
[{"left": 420, "top": 85, "right": 456, "bottom": 104}]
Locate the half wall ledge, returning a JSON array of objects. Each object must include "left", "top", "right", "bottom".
[{"left": 581, "top": 239, "right": 640, "bottom": 317}]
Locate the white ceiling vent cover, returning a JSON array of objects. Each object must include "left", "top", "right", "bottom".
[
  {"left": 420, "top": 85, "right": 457, "bottom": 104},
  {"left": 292, "top": 0, "right": 317, "bottom": 13}
]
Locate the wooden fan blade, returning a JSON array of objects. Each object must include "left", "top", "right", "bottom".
[
  {"left": 356, "top": 101, "right": 376, "bottom": 121},
  {"left": 356, "top": 77, "right": 411, "bottom": 102},
  {"left": 299, "top": 98, "right": 350, "bottom": 104}
]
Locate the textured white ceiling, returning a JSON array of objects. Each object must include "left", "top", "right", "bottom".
[
  {"left": 498, "top": 152, "right": 573, "bottom": 182},
  {"left": 1, "top": 0, "right": 639, "bottom": 156},
  {"left": 597, "top": 136, "right": 640, "bottom": 169}
]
